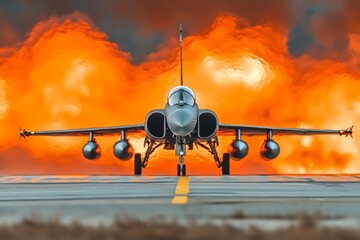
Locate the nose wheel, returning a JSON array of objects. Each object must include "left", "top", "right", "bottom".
[
  {"left": 177, "top": 156, "right": 186, "bottom": 176},
  {"left": 177, "top": 164, "right": 186, "bottom": 176}
]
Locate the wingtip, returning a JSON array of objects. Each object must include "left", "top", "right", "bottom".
[
  {"left": 340, "top": 126, "right": 353, "bottom": 138},
  {"left": 349, "top": 125, "right": 354, "bottom": 138},
  {"left": 19, "top": 127, "right": 30, "bottom": 139}
]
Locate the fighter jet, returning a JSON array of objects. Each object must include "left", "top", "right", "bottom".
[{"left": 19, "top": 25, "right": 353, "bottom": 176}]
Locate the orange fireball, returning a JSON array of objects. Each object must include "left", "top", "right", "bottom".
[{"left": 0, "top": 13, "right": 358, "bottom": 175}]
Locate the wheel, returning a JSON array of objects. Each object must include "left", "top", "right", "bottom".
[
  {"left": 134, "top": 153, "right": 142, "bottom": 175},
  {"left": 222, "top": 153, "right": 230, "bottom": 175},
  {"left": 177, "top": 164, "right": 181, "bottom": 176},
  {"left": 182, "top": 164, "right": 186, "bottom": 176},
  {"left": 177, "top": 164, "right": 186, "bottom": 176}
]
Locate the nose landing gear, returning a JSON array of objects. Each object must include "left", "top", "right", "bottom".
[
  {"left": 175, "top": 136, "right": 187, "bottom": 176},
  {"left": 177, "top": 156, "right": 186, "bottom": 176}
]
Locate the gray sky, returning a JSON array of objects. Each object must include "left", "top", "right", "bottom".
[{"left": 0, "top": 0, "right": 357, "bottom": 63}]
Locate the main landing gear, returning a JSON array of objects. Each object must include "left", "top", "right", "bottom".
[
  {"left": 196, "top": 137, "right": 230, "bottom": 175},
  {"left": 221, "top": 153, "right": 230, "bottom": 175},
  {"left": 134, "top": 153, "right": 142, "bottom": 175},
  {"left": 133, "top": 137, "right": 163, "bottom": 176}
]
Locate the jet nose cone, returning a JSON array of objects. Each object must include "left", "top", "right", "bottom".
[
  {"left": 167, "top": 108, "right": 197, "bottom": 136},
  {"left": 173, "top": 112, "right": 191, "bottom": 128}
]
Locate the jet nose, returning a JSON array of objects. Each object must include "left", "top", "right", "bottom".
[{"left": 167, "top": 108, "right": 197, "bottom": 136}]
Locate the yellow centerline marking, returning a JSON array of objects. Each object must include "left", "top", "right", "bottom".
[
  {"left": 175, "top": 176, "right": 189, "bottom": 195},
  {"left": 171, "top": 176, "right": 189, "bottom": 204}
]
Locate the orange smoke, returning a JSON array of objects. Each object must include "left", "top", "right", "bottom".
[{"left": 0, "top": 13, "right": 358, "bottom": 175}]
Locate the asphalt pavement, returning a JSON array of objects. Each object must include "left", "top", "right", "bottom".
[{"left": 0, "top": 175, "right": 359, "bottom": 229}]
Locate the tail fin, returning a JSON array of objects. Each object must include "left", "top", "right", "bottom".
[{"left": 179, "top": 23, "right": 183, "bottom": 86}]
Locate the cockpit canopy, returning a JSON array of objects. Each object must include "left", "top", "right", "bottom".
[{"left": 168, "top": 86, "right": 196, "bottom": 107}]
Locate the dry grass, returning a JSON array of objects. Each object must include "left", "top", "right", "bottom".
[
  {"left": 0, "top": 217, "right": 359, "bottom": 240},
  {"left": 230, "top": 211, "right": 342, "bottom": 221}
]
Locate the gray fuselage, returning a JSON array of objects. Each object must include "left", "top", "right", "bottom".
[{"left": 165, "top": 86, "right": 198, "bottom": 137}]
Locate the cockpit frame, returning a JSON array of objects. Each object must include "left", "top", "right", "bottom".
[{"left": 168, "top": 86, "right": 196, "bottom": 107}]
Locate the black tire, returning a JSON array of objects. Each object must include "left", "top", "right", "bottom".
[
  {"left": 182, "top": 164, "right": 186, "bottom": 176},
  {"left": 134, "top": 153, "right": 142, "bottom": 175},
  {"left": 222, "top": 153, "right": 230, "bottom": 175},
  {"left": 177, "top": 164, "right": 181, "bottom": 176}
]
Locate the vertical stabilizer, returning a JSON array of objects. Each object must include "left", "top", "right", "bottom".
[{"left": 179, "top": 24, "right": 183, "bottom": 86}]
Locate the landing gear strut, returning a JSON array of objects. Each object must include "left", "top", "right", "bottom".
[
  {"left": 176, "top": 137, "right": 187, "bottom": 176},
  {"left": 196, "top": 137, "right": 230, "bottom": 175},
  {"left": 133, "top": 137, "right": 163, "bottom": 176}
]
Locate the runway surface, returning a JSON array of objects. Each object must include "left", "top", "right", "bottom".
[{"left": 0, "top": 175, "right": 360, "bottom": 228}]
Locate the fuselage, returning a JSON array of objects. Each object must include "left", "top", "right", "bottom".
[{"left": 165, "top": 86, "right": 198, "bottom": 136}]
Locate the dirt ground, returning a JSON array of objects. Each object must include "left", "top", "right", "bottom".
[{"left": 0, "top": 216, "right": 359, "bottom": 240}]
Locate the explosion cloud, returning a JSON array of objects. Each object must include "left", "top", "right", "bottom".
[{"left": 0, "top": 6, "right": 359, "bottom": 175}]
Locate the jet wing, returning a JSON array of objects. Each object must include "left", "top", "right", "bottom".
[
  {"left": 20, "top": 124, "right": 144, "bottom": 137},
  {"left": 218, "top": 124, "right": 353, "bottom": 137}
]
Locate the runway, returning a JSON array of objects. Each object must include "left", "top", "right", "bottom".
[{"left": 0, "top": 175, "right": 360, "bottom": 228}]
